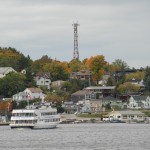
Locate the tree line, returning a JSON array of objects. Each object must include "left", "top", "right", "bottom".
[{"left": 0, "top": 47, "right": 150, "bottom": 99}]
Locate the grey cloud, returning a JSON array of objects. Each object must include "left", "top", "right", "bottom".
[{"left": 0, "top": 0, "right": 150, "bottom": 68}]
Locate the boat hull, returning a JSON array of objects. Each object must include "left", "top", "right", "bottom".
[
  {"left": 33, "top": 122, "right": 59, "bottom": 129},
  {"left": 9, "top": 122, "right": 60, "bottom": 129},
  {"left": 9, "top": 123, "right": 34, "bottom": 129}
]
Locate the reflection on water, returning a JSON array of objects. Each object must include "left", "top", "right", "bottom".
[{"left": 0, "top": 123, "right": 150, "bottom": 150}]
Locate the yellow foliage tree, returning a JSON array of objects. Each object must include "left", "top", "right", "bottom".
[
  {"left": 117, "top": 82, "right": 140, "bottom": 95},
  {"left": 125, "top": 71, "right": 145, "bottom": 81}
]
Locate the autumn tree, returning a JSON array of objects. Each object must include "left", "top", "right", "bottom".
[
  {"left": 117, "top": 82, "right": 140, "bottom": 95},
  {"left": 32, "top": 55, "right": 53, "bottom": 72},
  {"left": 125, "top": 71, "right": 145, "bottom": 82},
  {"left": 61, "top": 81, "right": 72, "bottom": 93},
  {"left": 44, "top": 90, "right": 68, "bottom": 113},
  {"left": 61, "top": 79, "right": 88, "bottom": 94},
  {"left": 111, "top": 59, "right": 129, "bottom": 72},
  {"left": 69, "top": 59, "right": 82, "bottom": 72},
  {"left": 0, "top": 100, "right": 12, "bottom": 113},
  {"left": 85, "top": 55, "right": 107, "bottom": 82},
  {"left": 43, "top": 60, "right": 69, "bottom": 81},
  {"left": 0, "top": 47, "right": 32, "bottom": 71}
]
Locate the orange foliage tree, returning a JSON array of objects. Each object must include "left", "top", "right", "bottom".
[
  {"left": 85, "top": 55, "right": 108, "bottom": 82},
  {"left": 0, "top": 100, "right": 13, "bottom": 113}
]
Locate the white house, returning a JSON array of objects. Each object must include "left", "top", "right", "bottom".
[
  {"left": 0, "top": 67, "right": 16, "bottom": 78},
  {"left": 35, "top": 72, "right": 51, "bottom": 90},
  {"left": 24, "top": 88, "right": 45, "bottom": 100},
  {"left": 128, "top": 96, "right": 149, "bottom": 109},
  {"left": 142, "top": 96, "right": 150, "bottom": 109},
  {"left": 13, "top": 92, "right": 28, "bottom": 102},
  {"left": 128, "top": 96, "right": 139, "bottom": 109}
]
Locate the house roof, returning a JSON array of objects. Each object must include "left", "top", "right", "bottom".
[
  {"left": 112, "top": 110, "right": 144, "bottom": 115},
  {"left": 131, "top": 95, "right": 148, "bottom": 101},
  {"left": 36, "top": 72, "right": 51, "bottom": 79},
  {"left": 129, "top": 78, "right": 141, "bottom": 82},
  {"left": 102, "top": 96, "right": 122, "bottom": 104},
  {"left": 26, "top": 88, "right": 43, "bottom": 93},
  {"left": 84, "top": 86, "right": 115, "bottom": 90},
  {"left": 76, "top": 70, "right": 91, "bottom": 76},
  {"left": 71, "top": 70, "right": 91, "bottom": 76},
  {"left": 0, "top": 67, "right": 16, "bottom": 74},
  {"left": 102, "top": 96, "right": 121, "bottom": 101},
  {"left": 13, "top": 92, "right": 28, "bottom": 96},
  {"left": 71, "top": 90, "right": 93, "bottom": 96}
]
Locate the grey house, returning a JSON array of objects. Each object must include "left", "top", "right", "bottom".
[
  {"left": 79, "top": 100, "right": 103, "bottom": 113},
  {"left": 62, "top": 102, "right": 77, "bottom": 114},
  {"left": 70, "top": 70, "right": 92, "bottom": 81},
  {"left": 102, "top": 96, "right": 123, "bottom": 109},
  {"left": 71, "top": 90, "right": 96, "bottom": 103},
  {"left": 84, "top": 86, "right": 115, "bottom": 98}
]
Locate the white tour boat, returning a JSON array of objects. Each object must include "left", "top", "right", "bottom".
[{"left": 9, "top": 102, "right": 61, "bottom": 129}]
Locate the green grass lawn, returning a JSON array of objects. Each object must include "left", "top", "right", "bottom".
[
  {"left": 142, "top": 110, "right": 150, "bottom": 117},
  {"left": 77, "top": 112, "right": 109, "bottom": 118}
]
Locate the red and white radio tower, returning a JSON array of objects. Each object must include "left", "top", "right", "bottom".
[{"left": 72, "top": 22, "right": 79, "bottom": 59}]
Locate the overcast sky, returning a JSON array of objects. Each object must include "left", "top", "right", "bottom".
[{"left": 0, "top": 0, "right": 150, "bottom": 68}]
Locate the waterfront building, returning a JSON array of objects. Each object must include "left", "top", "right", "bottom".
[{"left": 108, "top": 110, "right": 145, "bottom": 122}]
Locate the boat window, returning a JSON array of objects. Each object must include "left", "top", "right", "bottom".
[
  {"left": 41, "top": 112, "right": 56, "bottom": 116},
  {"left": 12, "top": 113, "right": 36, "bottom": 117}
]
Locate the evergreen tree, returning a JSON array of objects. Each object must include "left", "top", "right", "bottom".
[
  {"left": 0, "top": 72, "right": 26, "bottom": 97},
  {"left": 144, "top": 66, "right": 150, "bottom": 91},
  {"left": 145, "top": 76, "right": 150, "bottom": 91}
]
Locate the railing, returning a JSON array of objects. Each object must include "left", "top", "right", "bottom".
[{"left": 11, "top": 117, "right": 37, "bottom": 120}]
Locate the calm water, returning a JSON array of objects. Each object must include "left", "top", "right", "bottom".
[{"left": 0, "top": 123, "right": 150, "bottom": 150}]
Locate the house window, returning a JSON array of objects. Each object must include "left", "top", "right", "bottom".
[
  {"left": 91, "top": 94, "right": 95, "bottom": 99},
  {"left": 81, "top": 76, "right": 84, "bottom": 79},
  {"left": 130, "top": 115, "right": 134, "bottom": 119}
]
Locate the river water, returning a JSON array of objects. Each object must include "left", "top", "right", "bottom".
[{"left": 0, "top": 123, "right": 150, "bottom": 150}]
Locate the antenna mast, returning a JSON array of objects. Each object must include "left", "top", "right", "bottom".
[{"left": 72, "top": 22, "right": 79, "bottom": 59}]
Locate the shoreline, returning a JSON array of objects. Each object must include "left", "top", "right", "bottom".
[
  {"left": 60, "top": 114, "right": 150, "bottom": 124},
  {"left": 0, "top": 122, "right": 10, "bottom": 126}
]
